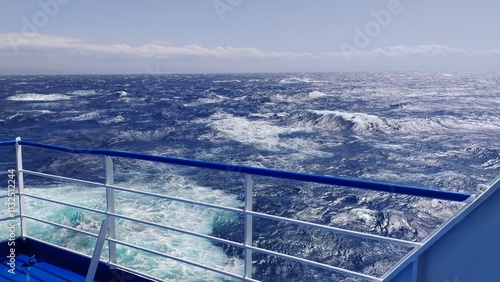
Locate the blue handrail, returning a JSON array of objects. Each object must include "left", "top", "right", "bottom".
[
  {"left": 4, "top": 139, "right": 471, "bottom": 202},
  {"left": 0, "top": 140, "right": 15, "bottom": 146}
]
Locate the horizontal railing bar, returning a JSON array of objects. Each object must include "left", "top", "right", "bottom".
[
  {"left": 248, "top": 210, "right": 422, "bottom": 247},
  {"left": 106, "top": 183, "right": 244, "bottom": 215},
  {"left": 23, "top": 215, "right": 99, "bottom": 238},
  {"left": 0, "top": 194, "right": 17, "bottom": 199},
  {"left": 26, "top": 235, "right": 200, "bottom": 282},
  {"left": 0, "top": 141, "right": 15, "bottom": 146},
  {"left": 23, "top": 169, "right": 106, "bottom": 188},
  {"left": 23, "top": 192, "right": 244, "bottom": 249},
  {"left": 246, "top": 245, "right": 381, "bottom": 282},
  {"left": 6, "top": 139, "right": 476, "bottom": 281},
  {"left": 107, "top": 237, "right": 256, "bottom": 282},
  {"left": 21, "top": 192, "right": 419, "bottom": 258},
  {"left": 106, "top": 211, "right": 244, "bottom": 249},
  {"left": 24, "top": 169, "right": 244, "bottom": 216},
  {"left": 17, "top": 140, "right": 471, "bottom": 202},
  {"left": 23, "top": 172, "right": 420, "bottom": 247},
  {"left": 19, "top": 192, "right": 413, "bottom": 280},
  {"left": 23, "top": 193, "right": 107, "bottom": 216},
  {"left": 0, "top": 216, "right": 19, "bottom": 222}
]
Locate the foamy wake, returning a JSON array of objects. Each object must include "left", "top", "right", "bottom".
[{"left": 22, "top": 173, "right": 245, "bottom": 281}]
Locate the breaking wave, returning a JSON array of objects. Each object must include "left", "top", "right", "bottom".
[
  {"left": 286, "top": 110, "right": 389, "bottom": 133},
  {"left": 68, "top": 90, "right": 97, "bottom": 96},
  {"left": 6, "top": 93, "right": 72, "bottom": 101}
]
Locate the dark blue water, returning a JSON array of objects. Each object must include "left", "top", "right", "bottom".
[{"left": 1, "top": 72, "right": 499, "bottom": 281}]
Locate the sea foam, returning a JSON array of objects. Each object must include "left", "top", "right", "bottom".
[{"left": 7, "top": 93, "right": 71, "bottom": 101}]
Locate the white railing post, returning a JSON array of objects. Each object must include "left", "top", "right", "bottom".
[
  {"left": 15, "top": 137, "right": 27, "bottom": 238},
  {"left": 244, "top": 174, "right": 253, "bottom": 279},
  {"left": 105, "top": 156, "right": 117, "bottom": 266}
]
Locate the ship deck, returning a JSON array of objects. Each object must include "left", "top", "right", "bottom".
[{"left": 0, "top": 238, "right": 151, "bottom": 282}]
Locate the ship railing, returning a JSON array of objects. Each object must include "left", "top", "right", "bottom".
[{"left": 0, "top": 138, "right": 473, "bottom": 281}]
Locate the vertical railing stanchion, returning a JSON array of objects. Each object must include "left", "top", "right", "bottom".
[
  {"left": 105, "top": 156, "right": 117, "bottom": 267},
  {"left": 15, "top": 137, "right": 27, "bottom": 238},
  {"left": 244, "top": 174, "right": 253, "bottom": 280}
]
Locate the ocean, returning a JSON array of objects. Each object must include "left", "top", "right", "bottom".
[{"left": 1, "top": 72, "right": 499, "bottom": 281}]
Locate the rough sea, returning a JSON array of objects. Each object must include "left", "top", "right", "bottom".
[{"left": 1, "top": 72, "right": 499, "bottom": 281}]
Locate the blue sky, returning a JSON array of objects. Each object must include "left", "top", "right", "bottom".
[{"left": 1, "top": 0, "right": 499, "bottom": 74}]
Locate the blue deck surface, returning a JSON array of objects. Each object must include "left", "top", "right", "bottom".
[
  {"left": 0, "top": 254, "right": 87, "bottom": 282},
  {"left": 0, "top": 238, "right": 152, "bottom": 282}
]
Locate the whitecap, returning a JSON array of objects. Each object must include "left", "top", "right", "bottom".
[
  {"left": 100, "top": 115, "right": 125, "bottom": 124},
  {"left": 291, "top": 110, "right": 388, "bottom": 132},
  {"left": 202, "top": 112, "right": 296, "bottom": 150},
  {"left": 200, "top": 112, "right": 323, "bottom": 156},
  {"left": 72, "top": 112, "right": 100, "bottom": 121},
  {"left": 308, "top": 91, "right": 327, "bottom": 98},
  {"left": 6, "top": 93, "right": 71, "bottom": 101},
  {"left": 482, "top": 157, "right": 500, "bottom": 170},
  {"left": 68, "top": 90, "right": 97, "bottom": 96},
  {"left": 114, "top": 91, "right": 128, "bottom": 97},
  {"left": 279, "top": 77, "right": 309, "bottom": 84},
  {"left": 278, "top": 77, "right": 321, "bottom": 84}
]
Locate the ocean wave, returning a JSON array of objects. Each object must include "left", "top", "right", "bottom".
[
  {"left": 271, "top": 91, "right": 328, "bottom": 103},
  {"left": 99, "top": 115, "right": 125, "bottom": 124},
  {"left": 114, "top": 90, "right": 128, "bottom": 97},
  {"left": 6, "top": 93, "right": 72, "bottom": 101},
  {"left": 308, "top": 90, "right": 327, "bottom": 98},
  {"left": 68, "top": 90, "right": 97, "bottom": 96},
  {"left": 201, "top": 112, "right": 296, "bottom": 150},
  {"left": 72, "top": 111, "right": 100, "bottom": 121},
  {"left": 286, "top": 110, "right": 388, "bottom": 133},
  {"left": 200, "top": 112, "right": 326, "bottom": 157},
  {"left": 107, "top": 128, "right": 174, "bottom": 145},
  {"left": 482, "top": 157, "right": 500, "bottom": 169},
  {"left": 336, "top": 208, "right": 416, "bottom": 239},
  {"left": 278, "top": 76, "right": 322, "bottom": 84},
  {"left": 392, "top": 115, "right": 500, "bottom": 136}
]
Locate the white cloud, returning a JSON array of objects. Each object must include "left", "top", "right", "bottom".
[
  {"left": 0, "top": 33, "right": 314, "bottom": 59},
  {"left": 325, "top": 44, "right": 500, "bottom": 60},
  {"left": 2, "top": 33, "right": 498, "bottom": 61},
  {"left": 0, "top": 33, "right": 499, "bottom": 74}
]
